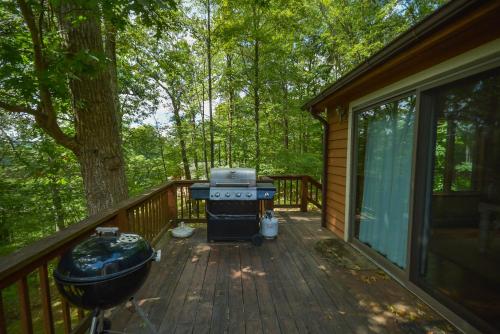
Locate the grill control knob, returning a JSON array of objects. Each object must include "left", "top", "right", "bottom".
[
  {"left": 236, "top": 192, "right": 241, "bottom": 197},
  {"left": 246, "top": 192, "right": 252, "bottom": 198},
  {"left": 225, "top": 192, "right": 231, "bottom": 197},
  {"left": 215, "top": 192, "right": 220, "bottom": 197}
]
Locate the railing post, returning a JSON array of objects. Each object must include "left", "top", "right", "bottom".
[
  {"left": 0, "top": 291, "right": 6, "bottom": 334},
  {"left": 300, "top": 176, "right": 308, "bottom": 212},
  {"left": 167, "top": 184, "right": 178, "bottom": 222}
]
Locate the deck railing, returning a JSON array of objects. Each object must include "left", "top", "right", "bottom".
[
  {"left": 266, "top": 175, "right": 322, "bottom": 212},
  {"left": 0, "top": 175, "right": 321, "bottom": 333}
]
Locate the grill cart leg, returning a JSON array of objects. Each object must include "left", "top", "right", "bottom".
[{"left": 251, "top": 233, "right": 264, "bottom": 246}]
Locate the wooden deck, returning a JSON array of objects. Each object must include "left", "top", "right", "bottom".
[{"left": 108, "top": 211, "right": 456, "bottom": 334}]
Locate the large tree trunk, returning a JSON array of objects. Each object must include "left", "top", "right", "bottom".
[
  {"left": 172, "top": 104, "right": 191, "bottom": 180},
  {"left": 252, "top": 4, "right": 260, "bottom": 173},
  {"left": 200, "top": 75, "right": 209, "bottom": 178},
  {"left": 207, "top": 0, "right": 214, "bottom": 168},
  {"left": 283, "top": 82, "right": 289, "bottom": 150},
  {"left": 60, "top": 2, "right": 128, "bottom": 215},
  {"left": 190, "top": 110, "right": 199, "bottom": 177},
  {"left": 254, "top": 38, "right": 260, "bottom": 173},
  {"left": 7, "top": 0, "right": 128, "bottom": 216},
  {"left": 226, "top": 54, "right": 234, "bottom": 168}
]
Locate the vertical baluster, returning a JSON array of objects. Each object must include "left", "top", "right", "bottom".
[
  {"left": 155, "top": 196, "right": 160, "bottom": 236},
  {"left": 131, "top": 207, "right": 137, "bottom": 234},
  {"left": 301, "top": 176, "right": 308, "bottom": 212},
  {"left": 283, "top": 179, "right": 286, "bottom": 205},
  {"left": 186, "top": 187, "right": 189, "bottom": 218},
  {"left": 153, "top": 197, "right": 158, "bottom": 237},
  {"left": 39, "top": 264, "right": 55, "bottom": 334},
  {"left": 148, "top": 199, "right": 152, "bottom": 239},
  {"left": 196, "top": 200, "right": 200, "bottom": 219},
  {"left": 129, "top": 209, "right": 135, "bottom": 236},
  {"left": 295, "top": 178, "right": 299, "bottom": 206},
  {"left": 61, "top": 299, "right": 71, "bottom": 334},
  {"left": 188, "top": 187, "right": 192, "bottom": 219},
  {"left": 289, "top": 179, "right": 293, "bottom": 206},
  {"left": 147, "top": 200, "right": 152, "bottom": 240},
  {"left": 144, "top": 199, "right": 153, "bottom": 241},
  {"left": 0, "top": 291, "right": 6, "bottom": 334},
  {"left": 146, "top": 200, "right": 151, "bottom": 240},
  {"left": 17, "top": 276, "right": 33, "bottom": 334},
  {"left": 275, "top": 179, "right": 281, "bottom": 204},
  {"left": 161, "top": 192, "right": 167, "bottom": 229},
  {"left": 180, "top": 186, "right": 184, "bottom": 219},
  {"left": 139, "top": 205, "right": 144, "bottom": 236},
  {"left": 143, "top": 202, "right": 147, "bottom": 238},
  {"left": 143, "top": 201, "right": 148, "bottom": 239},
  {"left": 157, "top": 195, "right": 162, "bottom": 234}
]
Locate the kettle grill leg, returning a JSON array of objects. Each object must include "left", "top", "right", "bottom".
[
  {"left": 130, "top": 297, "right": 158, "bottom": 334},
  {"left": 89, "top": 309, "right": 100, "bottom": 334}
]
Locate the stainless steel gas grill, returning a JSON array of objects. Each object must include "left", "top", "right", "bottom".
[{"left": 191, "top": 168, "right": 276, "bottom": 245}]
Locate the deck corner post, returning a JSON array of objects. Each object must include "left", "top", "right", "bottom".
[
  {"left": 166, "top": 184, "right": 178, "bottom": 222},
  {"left": 300, "top": 175, "right": 308, "bottom": 212},
  {"left": 114, "top": 208, "right": 129, "bottom": 232}
]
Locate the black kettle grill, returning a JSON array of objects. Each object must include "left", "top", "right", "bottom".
[{"left": 54, "top": 227, "right": 160, "bottom": 333}]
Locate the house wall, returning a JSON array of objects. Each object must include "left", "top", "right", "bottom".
[
  {"left": 325, "top": 110, "right": 348, "bottom": 238},
  {"left": 323, "top": 37, "right": 500, "bottom": 241}
]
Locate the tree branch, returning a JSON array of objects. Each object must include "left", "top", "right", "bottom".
[
  {"left": 0, "top": 100, "right": 79, "bottom": 153},
  {"left": 0, "top": 101, "right": 37, "bottom": 115},
  {"left": 15, "top": 0, "right": 79, "bottom": 154}
]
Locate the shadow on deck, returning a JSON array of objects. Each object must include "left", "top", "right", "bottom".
[{"left": 108, "top": 211, "right": 456, "bottom": 334}]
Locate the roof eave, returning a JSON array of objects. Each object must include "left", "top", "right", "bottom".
[{"left": 302, "top": 0, "right": 480, "bottom": 113}]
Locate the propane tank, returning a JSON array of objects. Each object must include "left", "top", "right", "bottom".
[{"left": 260, "top": 210, "right": 278, "bottom": 239}]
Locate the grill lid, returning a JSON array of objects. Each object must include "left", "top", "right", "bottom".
[
  {"left": 210, "top": 168, "right": 256, "bottom": 187},
  {"left": 54, "top": 230, "right": 154, "bottom": 283}
]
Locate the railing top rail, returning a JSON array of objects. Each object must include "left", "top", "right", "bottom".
[
  {"left": 264, "top": 175, "right": 306, "bottom": 179},
  {"left": 174, "top": 180, "right": 208, "bottom": 185},
  {"left": 308, "top": 177, "right": 322, "bottom": 188}
]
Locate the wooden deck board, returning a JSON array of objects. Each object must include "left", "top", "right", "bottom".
[{"left": 109, "top": 212, "right": 457, "bottom": 334}]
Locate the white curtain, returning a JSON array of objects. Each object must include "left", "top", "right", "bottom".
[{"left": 358, "top": 100, "right": 414, "bottom": 268}]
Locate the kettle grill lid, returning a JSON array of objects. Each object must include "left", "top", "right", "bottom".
[{"left": 55, "top": 233, "right": 154, "bottom": 283}]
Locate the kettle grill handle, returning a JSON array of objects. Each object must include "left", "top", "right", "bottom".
[{"left": 95, "top": 227, "right": 119, "bottom": 236}]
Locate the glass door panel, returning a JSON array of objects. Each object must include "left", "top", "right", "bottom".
[
  {"left": 416, "top": 67, "right": 500, "bottom": 332},
  {"left": 354, "top": 95, "right": 416, "bottom": 268}
]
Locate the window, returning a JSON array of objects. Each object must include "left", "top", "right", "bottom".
[{"left": 354, "top": 94, "right": 416, "bottom": 268}]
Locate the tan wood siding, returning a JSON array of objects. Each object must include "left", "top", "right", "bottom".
[{"left": 325, "top": 110, "right": 348, "bottom": 238}]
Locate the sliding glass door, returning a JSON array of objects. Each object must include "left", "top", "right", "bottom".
[
  {"left": 415, "top": 67, "right": 500, "bottom": 332},
  {"left": 354, "top": 95, "right": 416, "bottom": 268}
]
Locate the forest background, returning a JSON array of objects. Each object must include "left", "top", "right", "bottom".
[{"left": 0, "top": 0, "right": 446, "bottom": 256}]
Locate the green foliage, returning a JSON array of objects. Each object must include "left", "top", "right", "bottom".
[
  {"left": 1, "top": 0, "right": 447, "bottom": 257},
  {"left": 0, "top": 115, "right": 85, "bottom": 255}
]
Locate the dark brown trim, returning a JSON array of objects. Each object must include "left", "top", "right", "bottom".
[
  {"left": 311, "top": 110, "right": 329, "bottom": 227},
  {"left": 303, "top": 0, "right": 487, "bottom": 112}
]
